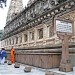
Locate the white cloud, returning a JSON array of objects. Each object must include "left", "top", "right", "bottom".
[{"left": 0, "top": 0, "right": 29, "bottom": 30}]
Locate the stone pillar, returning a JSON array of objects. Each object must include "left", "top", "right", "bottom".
[
  {"left": 74, "top": 21, "right": 75, "bottom": 35},
  {"left": 58, "top": 34, "right": 73, "bottom": 72},
  {"left": 22, "top": 32, "right": 24, "bottom": 47},
  {"left": 27, "top": 31, "right": 30, "bottom": 47},
  {"left": 14, "top": 36, "right": 16, "bottom": 48},
  {"left": 18, "top": 35, "right": 20, "bottom": 45},
  {"left": 43, "top": 24, "right": 47, "bottom": 45},
  {"left": 34, "top": 28, "right": 37, "bottom": 46}
]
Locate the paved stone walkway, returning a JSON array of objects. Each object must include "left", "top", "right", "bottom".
[
  {"left": 48, "top": 67, "right": 75, "bottom": 75},
  {"left": 0, "top": 63, "right": 45, "bottom": 75},
  {"left": 0, "top": 63, "right": 75, "bottom": 75}
]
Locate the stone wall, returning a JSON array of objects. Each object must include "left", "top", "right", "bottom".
[
  {"left": 7, "top": 52, "right": 61, "bottom": 69},
  {"left": 7, "top": 46, "right": 75, "bottom": 69}
]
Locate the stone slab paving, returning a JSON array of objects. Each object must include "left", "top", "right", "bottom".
[
  {"left": 0, "top": 63, "right": 75, "bottom": 75},
  {"left": 0, "top": 63, "right": 45, "bottom": 75},
  {"left": 47, "top": 67, "right": 75, "bottom": 75}
]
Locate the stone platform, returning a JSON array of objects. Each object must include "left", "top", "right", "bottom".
[
  {"left": 0, "top": 63, "right": 75, "bottom": 75},
  {"left": 0, "top": 63, "right": 45, "bottom": 75},
  {"left": 47, "top": 67, "right": 75, "bottom": 75}
]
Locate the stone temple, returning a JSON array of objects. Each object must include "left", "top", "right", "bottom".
[{"left": 1, "top": 0, "right": 75, "bottom": 69}]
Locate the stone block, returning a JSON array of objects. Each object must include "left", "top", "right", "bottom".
[
  {"left": 24, "top": 66, "right": 32, "bottom": 72},
  {"left": 4, "top": 60, "right": 7, "bottom": 63},
  {"left": 45, "top": 71, "right": 54, "bottom": 75},
  {"left": 14, "top": 63, "right": 20, "bottom": 68},
  {"left": 59, "top": 63, "right": 73, "bottom": 72},
  {"left": 8, "top": 61, "right": 12, "bottom": 65},
  {"left": 54, "top": 72, "right": 65, "bottom": 75}
]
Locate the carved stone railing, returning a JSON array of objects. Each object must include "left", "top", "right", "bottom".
[{"left": 5, "top": 42, "right": 75, "bottom": 53}]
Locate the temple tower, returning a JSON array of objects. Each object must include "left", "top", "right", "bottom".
[{"left": 6, "top": 0, "right": 23, "bottom": 23}]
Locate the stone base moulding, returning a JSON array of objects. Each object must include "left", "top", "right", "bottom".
[{"left": 59, "top": 63, "right": 73, "bottom": 72}]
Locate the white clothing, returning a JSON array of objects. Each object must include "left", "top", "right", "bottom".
[
  {"left": 1, "top": 57, "right": 5, "bottom": 64},
  {"left": 0, "top": 57, "right": 1, "bottom": 64}
]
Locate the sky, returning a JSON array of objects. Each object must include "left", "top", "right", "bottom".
[{"left": 0, "top": 0, "right": 29, "bottom": 30}]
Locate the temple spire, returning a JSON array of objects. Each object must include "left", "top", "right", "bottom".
[{"left": 6, "top": 0, "right": 23, "bottom": 23}]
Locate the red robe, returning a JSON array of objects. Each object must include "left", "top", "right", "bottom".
[{"left": 10, "top": 48, "right": 15, "bottom": 63}]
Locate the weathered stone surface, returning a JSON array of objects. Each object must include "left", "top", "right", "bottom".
[
  {"left": 54, "top": 72, "right": 65, "bottom": 75},
  {"left": 59, "top": 63, "right": 73, "bottom": 72},
  {"left": 8, "top": 61, "right": 12, "bottom": 65},
  {"left": 6, "top": 0, "right": 23, "bottom": 23},
  {"left": 2, "top": 0, "right": 75, "bottom": 70},
  {"left": 24, "top": 66, "right": 32, "bottom": 72},
  {"left": 14, "top": 63, "right": 20, "bottom": 68},
  {"left": 45, "top": 71, "right": 54, "bottom": 75}
]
